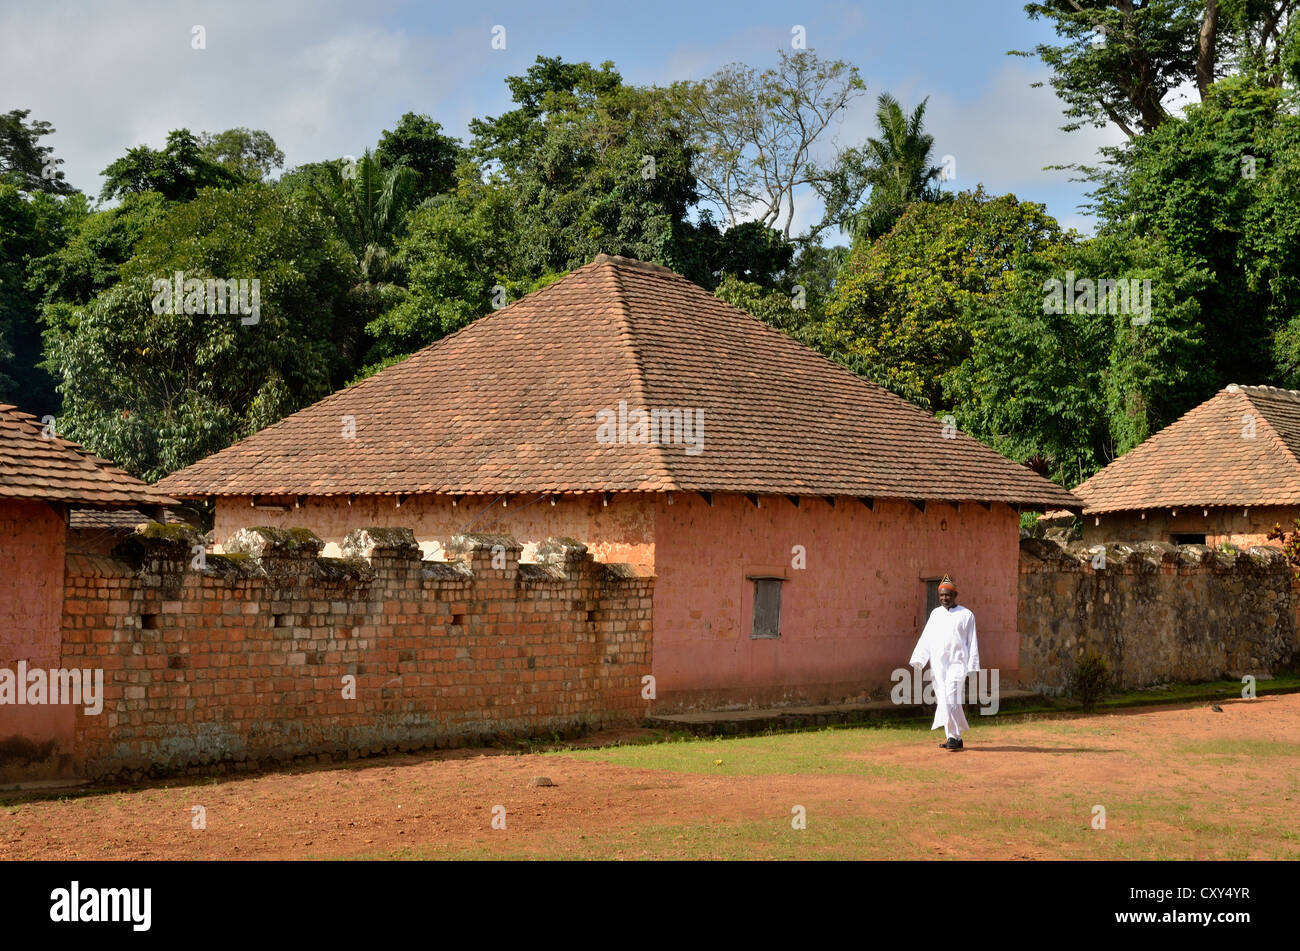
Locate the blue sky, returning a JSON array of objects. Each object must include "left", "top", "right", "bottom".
[{"left": 2, "top": 0, "right": 1124, "bottom": 236}]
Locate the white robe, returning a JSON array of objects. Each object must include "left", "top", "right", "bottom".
[{"left": 909, "top": 604, "right": 980, "bottom": 738}]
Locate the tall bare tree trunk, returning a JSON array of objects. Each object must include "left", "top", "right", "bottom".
[{"left": 1196, "top": 0, "right": 1219, "bottom": 99}]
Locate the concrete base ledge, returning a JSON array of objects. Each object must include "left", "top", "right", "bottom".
[{"left": 645, "top": 690, "right": 1044, "bottom": 736}]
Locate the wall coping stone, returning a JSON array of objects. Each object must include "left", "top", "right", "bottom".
[
  {"left": 422, "top": 561, "right": 473, "bottom": 581},
  {"left": 112, "top": 523, "right": 203, "bottom": 566},
  {"left": 342, "top": 526, "right": 420, "bottom": 560},
  {"left": 445, "top": 533, "right": 524, "bottom": 557},
  {"left": 519, "top": 563, "right": 567, "bottom": 582},
  {"left": 536, "top": 536, "right": 590, "bottom": 565},
  {"left": 1020, "top": 535, "right": 1288, "bottom": 574},
  {"left": 223, "top": 526, "right": 325, "bottom": 560},
  {"left": 83, "top": 525, "right": 652, "bottom": 588}
]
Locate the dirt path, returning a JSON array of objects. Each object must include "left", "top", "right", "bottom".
[{"left": 2, "top": 694, "right": 1297, "bottom": 859}]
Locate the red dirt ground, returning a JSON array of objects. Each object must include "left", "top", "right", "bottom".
[{"left": 2, "top": 694, "right": 1297, "bottom": 860}]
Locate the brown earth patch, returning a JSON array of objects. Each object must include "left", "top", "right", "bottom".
[{"left": 2, "top": 694, "right": 1296, "bottom": 860}]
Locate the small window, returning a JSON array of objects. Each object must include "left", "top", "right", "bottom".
[
  {"left": 924, "top": 579, "right": 941, "bottom": 616},
  {"left": 1171, "top": 533, "right": 1207, "bottom": 546},
  {"left": 752, "top": 578, "right": 782, "bottom": 638}
]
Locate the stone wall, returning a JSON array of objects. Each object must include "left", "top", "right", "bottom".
[
  {"left": 1018, "top": 536, "right": 1300, "bottom": 693},
  {"left": 46, "top": 525, "right": 652, "bottom": 781}
]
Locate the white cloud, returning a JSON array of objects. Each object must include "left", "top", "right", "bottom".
[
  {"left": 921, "top": 62, "right": 1126, "bottom": 194},
  {"left": 0, "top": 0, "right": 482, "bottom": 195}
]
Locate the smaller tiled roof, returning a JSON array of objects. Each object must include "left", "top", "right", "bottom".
[
  {"left": 1073, "top": 384, "right": 1300, "bottom": 514},
  {"left": 0, "top": 404, "right": 175, "bottom": 508},
  {"left": 69, "top": 508, "right": 187, "bottom": 530}
]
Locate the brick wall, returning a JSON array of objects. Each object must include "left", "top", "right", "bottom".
[
  {"left": 54, "top": 525, "right": 652, "bottom": 781},
  {"left": 1018, "top": 536, "right": 1300, "bottom": 692}
]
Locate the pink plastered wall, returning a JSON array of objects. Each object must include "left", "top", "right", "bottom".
[
  {"left": 0, "top": 499, "right": 73, "bottom": 746},
  {"left": 214, "top": 493, "right": 656, "bottom": 568},
  {"left": 649, "top": 493, "right": 1020, "bottom": 711}
]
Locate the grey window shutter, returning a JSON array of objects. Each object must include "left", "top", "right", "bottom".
[{"left": 753, "top": 578, "right": 782, "bottom": 637}]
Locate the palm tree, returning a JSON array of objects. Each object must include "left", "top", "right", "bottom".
[
  {"left": 852, "top": 94, "right": 946, "bottom": 242},
  {"left": 307, "top": 149, "right": 419, "bottom": 284},
  {"left": 303, "top": 150, "right": 420, "bottom": 367}
]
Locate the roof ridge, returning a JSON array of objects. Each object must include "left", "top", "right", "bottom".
[
  {"left": 602, "top": 260, "right": 678, "bottom": 487},
  {"left": 592, "top": 253, "right": 678, "bottom": 276},
  {"left": 614, "top": 263, "right": 1062, "bottom": 487},
  {"left": 1231, "top": 382, "right": 1300, "bottom": 397},
  {"left": 1239, "top": 388, "right": 1300, "bottom": 484}
]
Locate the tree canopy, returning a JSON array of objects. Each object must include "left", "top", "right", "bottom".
[
  {"left": 9, "top": 22, "right": 1300, "bottom": 493},
  {"left": 100, "top": 129, "right": 243, "bottom": 203}
]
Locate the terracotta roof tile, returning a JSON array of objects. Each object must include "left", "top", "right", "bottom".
[
  {"left": 1073, "top": 384, "right": 1300, "bottom": 513},
  {"left": 68, "top": 508, "right": 187, "bottom": 530},
  {"left": 0, "top": 404, "right": 175, "bottom": 507},
  {"left": 157, "top": 255, "right": 1080, "bottom": 509}
]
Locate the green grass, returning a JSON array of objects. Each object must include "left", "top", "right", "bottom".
[
  {"left": 1038, "top": 673, "right": 1300, "bottom": 715},
  {"left": 552, "top": 723, "right": 954, "bottom": 781},
  {"left": 1172, "top": 736, "right": 1300, "bottom": 759}
]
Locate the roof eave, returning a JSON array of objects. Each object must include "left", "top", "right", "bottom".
[{"left": 168, "top": 486, "right": 1082, "bottom": 510}]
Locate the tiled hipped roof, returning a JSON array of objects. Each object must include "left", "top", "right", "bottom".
[
  {"left": 0, "top": 404, "right": 174, "bottom": 507},
  {"left": 157, "top": 255, "right": 1080, "bottom": 509},
  {"left": 1073, "top": 384, "right": 1300, "bottom": 514}
]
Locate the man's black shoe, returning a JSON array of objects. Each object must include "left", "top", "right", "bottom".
[{"left": 948, "top": 737, "right": 964, "bottom": 751}]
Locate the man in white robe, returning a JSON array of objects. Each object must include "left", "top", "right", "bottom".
[{"left": 909, "top": 575, "right": 979, "bottom": 750}]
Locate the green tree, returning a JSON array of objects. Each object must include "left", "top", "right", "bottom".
[
  {"left": 1015, "top": 1, "right": 1299, "bottom": 138},
  {"left": 360, "top": 175, "right": 520, "bottom": 364},
  {"left": 374, "top": 112, "right": 461, "bottom": 202},
  {"left": 947, "top": 234, "right": 1210, "bottom": 486},
  {"left": 670, "top": 215, "right": 796, "bottom": 290},
  {"left": 844, "top": 93, "right": 948, "bottom": 243},
  {"left": 1091, "top": 75, "right": 1298, "bottom": 388},
  {"left": 198, "top": 128, "right": 285, "bottom": 181},
  {"left": 823, "top": 188, "right": 1068, "bottom": 410},
  {"left": 99, "top": 129, "right": 242, "bottom": 202},
  {"left": 470, "top": 56, "right": 699, "bottom": 275},
  {"left": 299, "top": 150, "right": 419, "bottom": 271},
  {"left": 44, "top": 185, "right": 356, "bottom": 480},
  {"left": 27, "top": 192, "right": 171, "bottom": 309},
  {"left": 0, "top": 109, "right": 77, "bottom": 195},
  {"left": 0, "top": 183, "right": 77, "bottom": 410},
  {"left": 289, "top": 150, "right": 423, "bottom": 364}
]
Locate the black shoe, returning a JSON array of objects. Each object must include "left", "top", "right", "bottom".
[
  {"left": 940, "top": 739, "right": 952, "bottom": 748},
  {"left": 948, "top": 737, "right": 964, "bottom": 751}
]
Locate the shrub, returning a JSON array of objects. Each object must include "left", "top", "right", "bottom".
[{"left": 1069, "top": 648, "right": 1112, "bottom": 712}]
